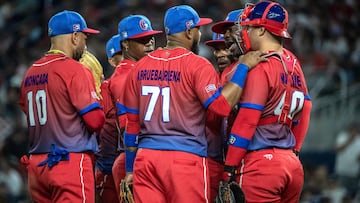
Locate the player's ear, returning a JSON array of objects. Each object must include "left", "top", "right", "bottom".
[
  {"left": 258, "top": 27, "right": 266, "bottom": 37},
  {"left": 185, "top": 28, "right": 193, "bottom": 40},
  {"left": 121, "top": 40, "right": 129, "bottom": 52},
  {"left": 71, "top": 32, "right": 79, "bottom": 45}
]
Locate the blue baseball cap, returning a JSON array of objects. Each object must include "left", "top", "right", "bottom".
[
  {"left": 212, "top": 9, "right": 243, "bottom": 34},
  {"left": 164, "top": 5, "right": 213, "bottom": 35},
  {"left": 106, "top": 34, "right": 122, "bottom": 58},
  {"left": 118, "top": 15, "right": 163, "bottom": 42},
  {"left": 48, "top": 10, "right": 100, "bottom": 37},
  {"left": 204, "top": 33, "right": 225, "bottom": 48}
]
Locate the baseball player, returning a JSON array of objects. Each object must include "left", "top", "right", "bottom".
[
  {"left": 204, "top": 32, "right": 233, "bottom": 202},
  {"left": 122, "top": 5, "right": 268, "bottom": 202},
  {"left": 93, "top": 34, "right": 122, "bottom": 203},
  {"left": 212, "top": 9, "right": 244, "bottom": 83},
  {"left": 223, "top": 1, "right": 312, "bottom": 202},
  {"left": 211, "top": 9, "right": 245, "bottom": 145},
  {"left": 18, "top": 10, "right": 104, "bottom": 202},
  {"left": 106, "top": 34, "right": 123, "bottom": 68},
  {"left": 111, "top": 15, "right": 163, "bottom": 202}
]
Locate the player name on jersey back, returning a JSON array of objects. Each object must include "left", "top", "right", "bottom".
[{"left": 137, "top": 69, "right": 181, "bottom": 82}]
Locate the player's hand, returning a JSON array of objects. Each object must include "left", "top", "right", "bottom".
[
  {"left": 124, "top": 172, "right": 134, "bottom": 184},
  {"left": 238, "top": 50, "right": 268, "bottom": 70},
  {"left": 222, "top": 165, "right": 238, "bottom": 183}
]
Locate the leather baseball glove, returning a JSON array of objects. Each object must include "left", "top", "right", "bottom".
[
  {"left": 120, "top": 179, "right": 134, "bottom": 203},
  {"left": 215, "top": 180, "right": 245, "bottom": 203}
]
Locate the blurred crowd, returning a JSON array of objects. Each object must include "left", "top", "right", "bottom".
[{"left": 0, "top": 0, "right": 359, "bottom": 202}]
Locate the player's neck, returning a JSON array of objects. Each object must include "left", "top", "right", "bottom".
[
  {"left": 165, "top": 37, "right": 189, "bottom": 50},
  {"left": 47, "top": 49, "right": 66, "bottom": 55}
]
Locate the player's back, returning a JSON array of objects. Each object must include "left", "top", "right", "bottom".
[
  {"left": 19, "top": 53, "right": 99, "bottom": 153},
  {"left": 240, "top": 49, "right": 310, "bottom": 150},
  {"left": 127, "top": 47, "right": 220, "bottom": 156}
]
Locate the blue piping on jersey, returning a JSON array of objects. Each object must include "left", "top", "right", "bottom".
[
  {"left": 305, "top": 94, "right": 311, "bottom": 100},
  {"left": 125, "top": 106, "right": 139, "bottom": 114},
  {"left": 138, "top": 135, "right": 207, "bottom": 157},
  {"left": 239, "top": 102, "right": 264, "bottom": 111},
  {"left": 204, "top": 87, "right": 222, "bottom": 109},
  {"left": 79, "top": 102, "right": 101, "bottom": 115},
  {"left": 116, "top": 102, "right": 127, "bottom": 116}
]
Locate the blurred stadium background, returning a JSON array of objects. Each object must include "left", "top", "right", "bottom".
[{"left": 0, "top": 0, "right": 359, "bottom": 202}]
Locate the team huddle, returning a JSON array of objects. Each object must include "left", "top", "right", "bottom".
[{"left": 18, "top": 1, "right": 312, "bottom": 203}]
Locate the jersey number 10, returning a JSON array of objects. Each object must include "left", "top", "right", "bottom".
[{"left": 27, "top": 90, "right": 47, "bottom": 126}]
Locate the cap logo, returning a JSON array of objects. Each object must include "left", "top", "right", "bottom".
[
  {"left": 139, "top": 19, "right": 149, "bottom": 30},
  {"left": 110, "top": 48, "right": 115, "bottom": 55},
  {"left": 186, "top": 20, "right": 194, "bottom": 29},
  {"left": 268, "top": 12, "right": 281, "bottom": 19},
  {"left": 73, "top": 24, "right": 81, "bottom": 32},
  {"left": 121, "top": 31, "right": 128, "bottom": 39},
  {"left": 165, "top": 27, "right": 170, "bottom": 34}
]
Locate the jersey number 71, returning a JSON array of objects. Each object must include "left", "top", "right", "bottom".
[{"left": 142, "top": 85, "right": 170, "bottom": 122}]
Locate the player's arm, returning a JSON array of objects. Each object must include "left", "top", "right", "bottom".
[
  {"left": 292, "top": 96, "right": 312, "bottom": 152},
  {"left": 207, "top": 51, "right": 268, "bottom": 117},
  {"left": 123, "top": 71, "right": 139, "bottom": 176},
  {"left": 82, "top": 109, "right": 105, "bottom": 134},
  {"left": 116, "top": 102, "right": 127, "bottom": 131},
  {"left": 225, "top": 108, "right": 262, "bottom": 166},
  {"left": 124, "top": 112, "right": 139, "bottom": 173}
]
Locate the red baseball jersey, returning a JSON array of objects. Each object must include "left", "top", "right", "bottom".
[
  {"left": 125, "top": 48, "right": 221, "bottom": 157},
  {"left": 232, "top": 48, "right": 311, "bottom": 150},
  {"left": 96, "top": 80, "right": 121, "bottom": 174},
  {"left": 18, "top": 53, "right": 101, "bottom": 153},
  {"left": 110, "top": 59, "right": 136, "bottom": 129},
  {"left": 220, "top": 62, "right": 237, "bottom": 86}
]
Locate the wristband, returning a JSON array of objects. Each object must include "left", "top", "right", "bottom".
[
  {"left": 125, "top": 150, "right": 137, "bottom": 172},
  {"left": 229, "top": 63, "right": 249, "bottom": 88},
  {"left": 124, "top": 132, "right": 138, "bottom": 147}
]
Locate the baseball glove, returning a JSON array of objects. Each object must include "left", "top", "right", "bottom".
[
  {"left": 215, "top": 181, "right": 245, "bottom": 203},
  {"left": 120, "top": 179, "right": 134, "bottom": 203}
]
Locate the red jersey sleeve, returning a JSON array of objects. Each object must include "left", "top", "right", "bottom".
[{"left": 68, "top": 66, "right": 100, "bottom": 114}]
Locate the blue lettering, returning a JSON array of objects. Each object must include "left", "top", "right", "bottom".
[
  {"left": 136, "top": 69, "right": 181, "bottom": 82},
  {"left": 24, "top": 74, "right": 48, "bottom": 87}
]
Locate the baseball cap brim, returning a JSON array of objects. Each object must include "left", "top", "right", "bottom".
[
  {"left": 82, "top": 28, "right": 100, "bottom": 34},
  {"left": 211, "top": 21, "right": 235, "bottom": 34},
  {"left": 204, "top": 39, "right": 225, "bottom": 48},
  {"left": 196, "top": 18, "right": 213, "bottom": 27},
  {"left": 128, "top": 30, "right": 163, "bottom": 39}
]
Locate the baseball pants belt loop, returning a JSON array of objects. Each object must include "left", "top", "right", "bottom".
[{"left": 37, "top": 144, "right": 69, "bottom": 168}]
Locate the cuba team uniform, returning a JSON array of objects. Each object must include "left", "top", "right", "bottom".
[
  {"left": 225, "top": 49, "right": 312, "bottom": 202},
  {"left": 206, "top": 61, "right": 238, "bottom": 202},
  {"left": 19, "top": 52, "right": 101, "bottom": 202},
  {"left": 95, "top": 79, "right": 122, "bottom": 203},
  {"left": 124, "top": 46, "right": 243, "bottom": 202},
  {"left": 110, "top": 59, "right": 136, "bottom": 201}
]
